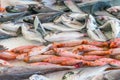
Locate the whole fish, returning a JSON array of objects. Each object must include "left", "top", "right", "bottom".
[
  {"left": 86, "top": 15, "right": 107, "bottom": 41},
  {"left": 0, "top": 62, "right": 73, "bottom": 80},
  {"left": 44, "top": 32, "right": 86, "bottom": 42},
  {"left": 0, "top": 11, "right": 30, "bottom": 22},
  {"left": 6, "top": 4, "right": 58, "bottom": 13},
  {"left": 23, "top": 12, "right": 63, "bottom": 23},
  {"left": 0, "top": 29, "right": 18, "bottom": 39},
  {"left": 64, "top": 0, "right": 84, "bottom": 13},
  {"left": 1, "top": 0, "right": 40, "bottom": 8},
  {"left": 42, "top": 23, "right": 85, "bottom": 32},
  {"left": 0, "top": 22, "right": 22, "bottom": 32},
  {"left": 69, "top": 13, "right": 88, "bottom": 21},
  {"left": 43, "top": 65, "right": 111, "bottom": 80},
  {"left": 60, "top": 14, "right": 85, "bottom": 29}
]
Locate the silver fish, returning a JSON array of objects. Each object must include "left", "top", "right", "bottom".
[
  {"left": 90, "top": 69, "right": 120, "bottom": 80},
  {"left": 86, "top": 15, "right": 107, "bottom": 41},
  {"left": 42, "top": 23, "right": 84, "bottom": 32},
  {"left": 21, "top": 23, "right": 46, "bottom": 43},
  {"left": 60, "top": 14, "right": 85, "bottom": 29},
  {"left": 44, "top": 32, "right": 86, "bottom": 42},
  {"left": 100, "top": 20, "right": 120, "bottom": 38},
  {"left": 64, "top": 0, "right": 84, "bottom": 13},
  {"left": 96, "top": 15, "right": 120, "bottom": 25},
  {"left": 69, "top": 13, "right": 88, "bottom": 21},
  {"left": 42, "top": 65, "right": 111, "bottom": 80},
  {"left": 0, "top": 63, "right": 73, "bottom": 80},
  {"left": 0, "top": 22, "right": 21, "bottom": 32}
]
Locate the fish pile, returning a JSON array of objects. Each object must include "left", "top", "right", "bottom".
[
  {"left": 0, "top": 0, "right": 120, "bottom": 80},
  {"left": 1, "top": 38, "right": 120, "bottom": 68}
]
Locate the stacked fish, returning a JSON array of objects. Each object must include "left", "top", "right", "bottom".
[{"left": 0, "top": 0, "right": 120, "bottom": 80}]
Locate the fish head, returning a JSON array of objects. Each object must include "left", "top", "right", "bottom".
[{"left": 86, "top": 15, "right": 98, "bottom": 30}]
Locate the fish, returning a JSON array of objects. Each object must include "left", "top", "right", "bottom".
[
  {"left": 44, "top": 32, "right": 86, "bottom": 42},
  {"left": 0, "top": 36, "right": 40, "bottom": 50},
  {"left": 99, "top": 20, "right": 120, "bottom": 39},
  {"left": 0, "top": 28, "right": 18, "bottom": 39},
  {"left": 64, "top": 0, "right": 84, "bottom": 13},
  {"left": 0, "top": 0, "right": 40, "bottom": 8},
  {"left": 60, "top": 14, "right": 86, "bottom": 29},
  {"left": 90, "top": 69, "right": 120, "bottom": 80},
  {"left": 53, "top": 48, "right": 82, "bottom": 59},
  {"left": 0, "top": 22, "right": 22, "bottom": 32},
  {"left": 29, "top": 44, "right": 53, "bottom": 56},
  {"left": 43, "top": 65, "right": 111, "bottom": 80},
  {"left": 23, "top": 12, "right": 63, "bottom": 23},
  {"left": 0, "top": 62, "right": 74, "bottom": 80},
  {"left": 0, "top": 11, "right": 30, "bottom": 22},
  {"left": 0, "top": 51, "right": 16, "bottom": 60},
  {"left": 42, "top": 22, "right": 87, "bottom": 32},
  {"left": 95, "top": 15, "right": 120, "bottom": 25},
  {"left": 73, "top": 45, "right": 106, "bottom": 53},
  {"left": 68, "top": 13, "right": 88, "bottom": 21},
  {"left": 23, "top": 55, "right": 56, "bottom": 63},
  {"left": 107, "top": 6, "right": 120, "bottom": 19},
  {"left": 21, "top": 23, "right": 46, "bottom": 43},
  {"left": 86, "top": 15, "right": 107, "bottom": 41},
  {"left": 110, "top": 38, "right": 120, "bottom": 48}
]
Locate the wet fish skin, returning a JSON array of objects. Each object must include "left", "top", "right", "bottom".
[
  {"left": 23, "top": 12, "right": 63, "bottom": 23},
  {"left": 44, "top": 65, "right": 111, "bottom": 80},
  {"left": 0, "top": 11, "right": 31, "bottom": 22},
  {"left": 0, "top": 63, "right": 73, "bottom": 80},
  {"left": 44, "top": 32, "right": 86, "bottom": 42},
  {"left": 86, "top": 15, "right": 107, "bottom": 41},
  {"left": 21, "top": 23, "right": 46, "bottom": 43}
]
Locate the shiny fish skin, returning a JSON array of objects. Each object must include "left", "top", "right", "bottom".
[{"left": 44, "top": 32, "right": 86, "bottom": 42}]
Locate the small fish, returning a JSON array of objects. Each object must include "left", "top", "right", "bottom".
[
  {"left": 86, "top": 15, "right": 107, "bottom": 41},
  {"left": 23, "top": 55, "right": 56, "bottom": 63},
  {"left": 0, "top": 62, "right": 73, "bottom": 80},
  {"left": 64, "top": 0, "right": 84, "bottom": 13},
  {"left": 42, "top": 23, "right": 85, "bottom": 32},
  {"left": 44, "top": 32, "right": 86, "bottom": 42},
  {"left": 60, "top": 14, "right": 85, "bottom": 29},
  {"left": 96, "top": 15, "right": 120, "bottom": 25},
  {"left": 1, "top": 0, "right": 40, "bottom": 8},
  {"left": 0, "top": 51, "right": 16, "bottom": 60},
  {"left": 29, "top": 44, "right": 53, "bottom": 56},
  {"left": 0, "top": 28, "right": 18, "bottom": 39},
  {"left": 53, "top": 48, "right": 82, "bottom": 59},
  {"left": 23, "top": 12, "right": 63, "bottom": 23},
  {"left": 0, "top": 22, "right": 22, "bottom": 32},
  {"left": 0, "top": 11, "right": 30, "bottom": 22},
  {"left": 69, "top": 13, "right": 88, "bottom": 21}
]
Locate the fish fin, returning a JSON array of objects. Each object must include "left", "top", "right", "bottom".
[{"left": 34, "top": 16, "right": 47, "bottom": 35}]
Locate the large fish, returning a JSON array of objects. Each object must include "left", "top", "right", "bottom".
[
  {"left": 22, "top": 12, "right": 63, "bottom": 23},
  {"left": 44, "top": 32, "right": 86, "bottom": 42},
  {"left": 29, "top": 65, "right": 111, "bottom": 80},
  {"left": 0, "top": 62, "right": 74, "bottom": 80}
]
